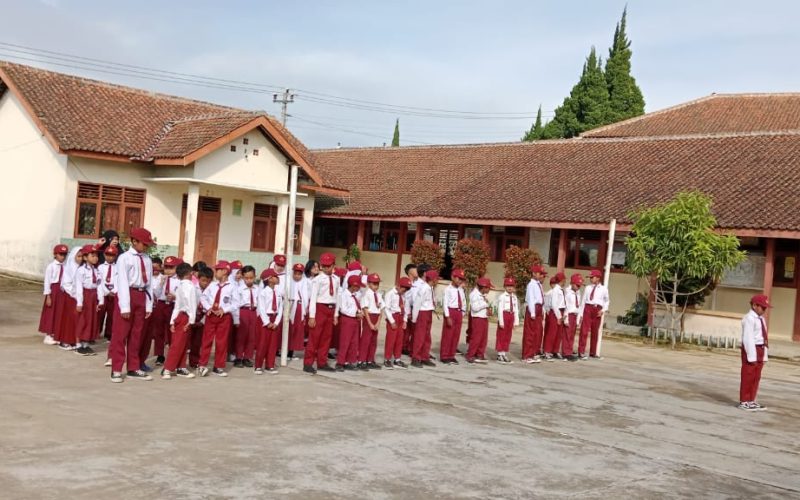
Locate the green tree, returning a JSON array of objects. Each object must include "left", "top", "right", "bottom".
[
  {"left": 391, "top": 118, "right": 400, "bottom": 147},
  {"left": 522, "top": 105, "right": 544, "bottom": 142},
  {"left": 605, "top": 7, "right": 645, "bottom": 122},
  {"left": 625, "top": 191, "right": 746, "bottom": 348}
]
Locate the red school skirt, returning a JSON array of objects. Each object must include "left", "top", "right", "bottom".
[{"left": 38, "top": 283, "right": 62, "bottom": 335}]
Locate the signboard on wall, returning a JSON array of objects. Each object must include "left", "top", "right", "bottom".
[{"left": 720, "top": 253, "right": 765, "bottom": 289}]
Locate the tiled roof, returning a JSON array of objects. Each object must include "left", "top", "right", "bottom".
[
  {"left": 313, "top": 133, "right": 800, "bottom": 233},
  {"left": 582, "top": 93, "right": 800, "bottom": 138}
]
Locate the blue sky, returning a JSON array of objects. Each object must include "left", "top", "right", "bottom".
[{"left": 1, "top": 0, "right": 799, "bottom": 147}]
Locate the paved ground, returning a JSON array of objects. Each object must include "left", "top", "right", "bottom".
[{"left": 1, "top": 277, "right": 800, "bottom": 499}]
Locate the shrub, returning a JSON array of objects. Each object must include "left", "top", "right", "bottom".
[
  {"left": 344, "top": 243, "right": 361, "bottom": 265},
  {"left": 410, "top": 240, "right": 444, "bottom": 272},
  {"left": 504, "top": 245, "right": 542, "bottom": 299},
  {"left": 452, "top": 238, "right": 490, "bottom": 287}
]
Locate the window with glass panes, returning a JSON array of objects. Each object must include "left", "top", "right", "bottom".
[{"left": 74, "top": 182, "right": 145, "bottom": 238}]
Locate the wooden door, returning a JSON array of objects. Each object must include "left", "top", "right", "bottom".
[{"left": 194, "top": 197, "right": 221, "bottom": 264}]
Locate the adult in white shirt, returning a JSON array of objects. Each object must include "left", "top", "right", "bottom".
[
  {"left": 739, "top": 294, "right": 771, "bottom": 411},
  {"left": 579, "top": 269, "right": 610, "bottom": 359},
  {"left": 522, "top": 265, "right": 547, "bottom": 363}
]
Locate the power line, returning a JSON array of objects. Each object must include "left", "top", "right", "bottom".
[{"left": 290, "top": 117, "right": 434, "bottom": 145}]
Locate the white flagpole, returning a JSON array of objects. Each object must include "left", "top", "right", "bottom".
[
  {"left": 280, "top": 164, "right": 298, "bottom": 367},
  {"left": 596, "top": 218, "right": 616, "bottom": 357}
]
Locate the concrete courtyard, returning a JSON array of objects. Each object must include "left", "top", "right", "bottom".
[{"left": 1, "top": 276, "right": 799, "bottom": 499}]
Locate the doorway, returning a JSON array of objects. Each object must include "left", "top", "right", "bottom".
[{"left": 180, "top": 195, "right": 221, "bottom": 265}]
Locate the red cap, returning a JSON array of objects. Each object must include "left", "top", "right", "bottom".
[
  {"left": 273, "top": 254, "right": 287, "bottom": 267},
  {"left": 589, "top": 269, "right": 603, "bottom": 279},
  {"left": 549, "top": 276, "right": 558, "bottom": 285},
  {"left": 398, "top": 277, "right": 413, "bottom": 288},
  {"left": 451, "top": 269, "right": 466, "bottom": 280},
  {"left": 347, "top": 275, "right": 362, "bottom": 287},
  {"left": 424, "top": 269, "right": 439, "bottom": 281},
  {"left": 80, "top": 244, "right": 98, "bottom": 255},
  {"left": 347, "top": 261, "right": 362, "bottom": 272},
  {"left": 751, "top": 294, "right": 773, "bottom": 309},
  {"left": 214, "top": 260, "right": 231, "bottom": 271},
  {"left": 319, "top": 252, "right": 336, "bottom": 267},
  {"left": 129, "top": 227, "right": 155, "bottom": 246},
  {"left": 477, "top": 277, "right": 493, "bottom": 289},
  {"left": 230, "top": 260, "right": 242, "bottom": 270},
  {"left": 530, "top": 265, "right": 546, "bottom": 274},
  {"left": 103, "top": 245, "right": 118, "bottom": 256},
  {"left": 164, "top": 256, "right": 183, "bottom": 267},
  {"left": 53, "top": 244, "right": 68, "bottom": 255},
  {"left": 334, "top": 267, "right": 347, "bottom": 278},
  {"left": 261, "top": 268, "right": 278, "bottom": 280},
  {"left": 570, "top": 273, "right": 584, "bottom": 286},
  {"left": 292, "top": 263, "right": 305, "bottom": 273},
  {"left": 503, "top": 277, "right": 516, "bottom": 287},
  {"left": 554, "top": 271, "right": 566, "bottom": 282},
  {"left": 367, "top": 273, "right": 381, "bottom": 284}
]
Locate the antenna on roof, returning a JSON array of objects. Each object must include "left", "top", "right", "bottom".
[{"left": 337, "top": 142, "right": 341, "bottom": 149}]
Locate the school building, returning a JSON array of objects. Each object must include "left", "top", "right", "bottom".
[
  {"left": 0, "top": 61, "right": 346, "bottom": 278},
  {"left": 308, "top": 93, "right": 800, "bottom": 341}
]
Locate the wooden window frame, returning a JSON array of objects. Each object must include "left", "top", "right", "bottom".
[
  {"left": 251, "top": 203, "right": 278, "bottom": 252},
  {"left": 292, "top": 209, "right": 305, "bottom": 255},
  {"left": 311, "top": 218, "right": 353, "bottom": 249},
  {"left": 773, "top": 239, "right": 799, "bottom": 288},
  {"left": 74, "top": 182, "right": 146, "bottom": 239},
  {"left": 488, "top": 226, "right": 528, "bottom": 262},
  {"left": 363, "top": 221, "right": 403, "bottom": 253}
]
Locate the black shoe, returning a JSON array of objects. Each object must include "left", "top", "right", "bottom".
[
  {"left": 318, "top": 364, "right": 335, "bottom": 372},
  {"left": 155, "top": 355, "right": 165, "bottom": 366},
  {"left": 466, "top": 358, "right": 476, "bottom": 364},
  {"left": 421, "top": 359, "right": 436, "bottom": 367},
  {"left": 568, "top": 355, "right": 579, "bottom": 362},
  {"left": 344, "top": 363, "right": 357, "bottom": 371},
  {"left": 335, "top": 364, "right": 345, "bottom": 372},
  {"left": 394, "top": 360, "right": 408, "bottom": 369},
  {"left": 554, "top": 353, "right": 564, "bottom": 360},
  {"left": 233, "top": 359, "right": 243, "bottom": 368},
  {"left": 303, "top": 365, "right": 317, "bottom": 374},
  {"left": 358, "top": 362, "right": 370, "bottom": 371},
  {"left": 411, "top": 360, "right": 423, "bottom": 368},
  {"left": 243, "top": 359, "right": 254, "bottom": 367},
  {"left": 402, "top": 349, "right": 411, "bottom": 356},
  {"left": 450, "top": 358, "right": 459, "bottom": 365},
  {"left": 327, "top": 352, "right": 337, "bottom": 360},
  {"left": 367, "top": 362, "right": 382, "bottom": 370}
]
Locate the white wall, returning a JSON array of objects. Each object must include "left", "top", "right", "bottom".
[{"left": 0, "top": 91, "right": 68, "bottom": 277}]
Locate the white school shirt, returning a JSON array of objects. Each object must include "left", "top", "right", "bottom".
[
  {"left": 289, "top": 277, "right": 310, "bottom": 322},
  {"left": 114, "top": 248, "right": 154, "bottom": 315},
  {"left": 383, "top": 288, "right": 407, "bottom": 326},
  {"left": 74, "top": 264, "right": 99, "bottom": 307},
  {"left": 43, "top": 260, "right": 63, "bottom": 295},
  {"left": 194, "top": 283, "right": 207, "bottom": 325},
  {"left": 525, "top": 279, "right": 545, "bottom": 318},
  {"left": 97, "top": 262, "right": 118, "bottom": 305},
  {"left": 234, "top": 282, "right": 259, "bottom": 310},
  {"left": 257, "top": 285, "right": 283, "bottom": 326},
  {"left": 361, "top": 287, "right": 385, "bottom": 315},
  {"left": 442, "top": 284, "right": 466, "bottom": 317},
  {"left": 170, "top": 279, "right": 198, "bottom": 325},
  {"left": 550, "top": 284, "right": 566, "bottom": 320},
  {"left": 741, "top": 309, "right": 768, "bottom": 363},
  {"left": 411, "top": 284, "right": 436, "bottom": 323},
  {"left": 308, "top": 272, "right": 339, "bottom": 318},
  {"left": 543, "top": 288, "right": 553, "bottom": 314},
  {"left": 581, "top": 283, "right": 610, "bottom": 312},
  {"left": 469, "top": 288, "right": 489, "bottom": 318},
  {"left": 337, "top": 289, "right": 363, "bottom": 318},
  {"left": 565, "top": 286, "right": 582, "bottom": 316},
  {"left": 496, "top": 292, "right": 520, "bottom": 328},
  {"left": 155, "top": 275, "right": 180, "bottom": 303},
  {"left": 200, "top": 281, "right": 236, "bottom": 315}
]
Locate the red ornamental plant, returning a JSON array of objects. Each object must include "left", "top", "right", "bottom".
[
  {"left": 410, "top": 240, "right": 445, "bottom": 272},
  {"left": 504, "top": 245, "right": 542, "bottom": 299},
  {"left": 452, "top": 238, "right": 490, "bottom": 288}
]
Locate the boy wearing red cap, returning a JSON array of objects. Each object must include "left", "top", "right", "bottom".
[
  {"left": 543, "top": 272, "right": 566, "bottom": 361},
  {"left": 335, "top": 274, "right": 364, "bottom": 371},
  {"left": 288, "top": 263, "right": 309, "bottom": 360},
  {"left": 97, "top": 245, "right": 119, "bottom": 346},
  {"left": 467, "top": 277, "right": 493, "bottom": 363},
  {"left": 110, "top": 227, "right": 155, "bottom": 382},
  {"left": 161, "top": 262, "right": 197, "bottom": 380},
  {"left": 440, "top": 269, "right": 467, "bottom": 365},
  {"left": 255, "top": 268, "right": 283, "bottom": 374},
  {"left": 232, "top": 265, "right": 259, "bottom": 368},
  {"left": 359, "top": 273, "right": 384, "bottom": 370},
  {"left": 402, "top": 263, "right": 420, "bottom": 356},
  {"left": 564, "top": 273, "right": 584, "bottom": 361},
  {"left": 189, "top": 267, "right": 213, "bottom": 368},
  {"left": 197, "top": 261, "right": 236, "bottom": 377},
  {"left": 495, "top": 277, "right": 519, "bottom": 364},
  {"left": 138, "top": 256, "right": 163, "bottom": 371},
  {"left": 522, "top": 265, "right": 546, "bottom": 363},
  {"left": 739, "top": 295, "right": 771, "bottom": 411},
  {"left": 383, "top": 277, "right": 411, "bottom": 369},
  {"left": 227, "top": 260, "right": 243, "bottom": 362},
  {"left": 411, "top": 269, "right": 439, "bottom": 367},
  {"left": 305, "top": 252, "right": 339, "bottom": 374},
  {"left": 579, "top": 269, "right": 609, "bottom": 359},
  {"left": 74, "top": 244, "right": 101, "bottom": 356},
  {"left": 151, "top": 255, "right": 182, "bottom": 366},
  {"left": 39, "top": 244, "right": 68, "bottom": 345},
  {"left": 328, "top": 266, "right": 347, "bottom": 359},
  {"left": 271, "top": 254, "right": 287, "bottom": 298}
]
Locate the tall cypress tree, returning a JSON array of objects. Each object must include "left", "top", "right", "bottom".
[
  {"left": 605, "top": 7, "right": 645, "bottom": 122},
  {"left": 522, "top": 105, "right": 544, "bottom": 141},
  {"left": 391, "top": 118, "right": 400, "bottom": 147}
]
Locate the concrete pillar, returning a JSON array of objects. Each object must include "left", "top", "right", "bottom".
[
  {"left": 182, "top": 183, "right": 200, "bottom": 262},
  {"left": 275, "top": 199, "right": 289, "bottom": 254},
  {"left": 557, "top": 228, "right": 568, "bottom": 272},
  {"left": 763, "top": 238, "right": 775, "bottom": 324}
]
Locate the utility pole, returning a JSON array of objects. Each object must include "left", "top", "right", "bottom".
[{"left": 273, "top": 89, "right": 295, "bottom": 126}]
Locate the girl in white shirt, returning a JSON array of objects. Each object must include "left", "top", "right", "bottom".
[
  {"left": 39, "top": 244, "right": 67, "bottom": 345},
  {"left": 495, "top": 278, "right": 519, "bottom": 364},
  {"left": 74, "top": 244, "right": 101, "bottom": 356}
]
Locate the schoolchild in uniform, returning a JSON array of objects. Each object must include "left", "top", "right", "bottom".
[
  {"left": 522, "top": 265, "right": 546, "bottom": 364},
  {"left": 305, "top": 252, "right": 339, "bottom": 374},
  {"left": 161, "top": 263, "right": 197, "bottom": 380},
  {"left": 440, "top": 269, "right": 467, "bottom": 365},
  {"left": 564, "top": 273, "right": 584, "bottom": 361},
  {"left": 189, "top": 267, "right": 213, "bottom": 369},
  {"left": 110, "top": 227, "right": 156, "bottom": 383},
  {"left": 227, "top": 260, "right": 243, "bottom": 362},
  {"left": 495, "top": 277, "right": 519, "bottom": 364},
  {"left": 303, "top": 260, "right": 319, "bottom": 350},
  {"left": 383, "top": 277, "right": 411, "bottom": 369},
  {"left": 335, "top": 274, "right": 363, "bottom": 372},
  {"left": 138, "top": 256, "right": 163, "bottom": 372},
  {"left": 56, "top": 246, "right": 83, "bottom": 351},
  {"left": 39, "top": 244, "right": 68, "bottom": 345},
  {"left": 411, "top": 269, "right": 438, "bottom": 368},
  {"left": 74, "top": 244, "right": 101, "bottom": 356},
  {"left": 288, "top": 263, "right": 309, "bottom": 360},
  {"left": 466, "top": 277, "right": 493, "bottom": 364},
  {"left": 359, "top": 273, "right": 384, "bottom": 370},
  {"left": 151, "top": 256, "right": 182, "bottom": 367},
  {"left": 232, "top": 265, "right": 258, "bottom": 368},
  {"left": 549, "top": 272, "right": 568, "bottom": 360},
  {"left": 543, "top": 273, "right": 566, "bottom": 361},
  {"left": 579, "top": 269, "right": 609, "bottom": 359},
  {"left": 255, "top": 268, "right": 282, "bottom": 374},
  {"left": 401, "top": 263, "right": 420, "bottom": 356},
  {"left": 738, "top": 294, "right": 771, "bottom": 411},
  {"left": 197, "top": 260, "right": 235, "bottom": 377},
  {"left": 191, "top": 261, "right": 207, "bottom": 286},
  {"left": 271, "top": 254, "right": 287, "bottom": 297},
  {"left": 328, "top": 266, "right": 348, "bottom": 360},
  {"left": 96, "top": 245, "right": 119, "bottom": 342}
]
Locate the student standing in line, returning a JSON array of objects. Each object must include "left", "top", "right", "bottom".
[
  {"left": 411, "top": 269, "right": 438, "bottom": 368},
  {"left": 335, "top": 274, "right": 363, "bottom": 372},
  {"left": 56, "top": 246, "right": 83, "bottom": 351},
  {"left": 495, "top": 277, "right": 519, "bottom": 364},
  {"left": 402, "top": 263, "right": 422, "bottom": 356},
  {"left": 543, "top": 273, "right": 566, "bottom": 361},
  {"left": 74, "top": 244, "right": 101, "bottom": 356},
  {"left": 189, "top": 267, "right": 214, "bottom": 369},
  {"left": 161, "top": 262, "right": 197, "bottom": 380},
  {"left": 522, "top": 265, "right": 546, "bottom": 364},
  {"left": 550, "top": 272, "right": 568, "bottom": 360},
  {"left": 110, "top": 228, "right": 156, "bottom": 383},
  {"left": 440, "top": 269, "right": 466, "bottom": 365},
  {"left": 39, "top": 244, "right": 68, "bottom": 346},
  {"left": 288, "top": 263, "right": 309, "bottom": 361},
  {"left": 233, "top": 265, "right": 259, "bottom": 368},
  {"left": 305, "top": 252, "right": 339, "bottom": 374},
  {"left": 227, "top": 260, "right": 243, "bottom": 362},
  {"left": 96, "top": 245, "right": 119, "bottom": 343},
  {"left": 739, "top": 295, "right": 771, "bottom": 411},
  {"left": 564, "top": 273, "right": 584, "bottom": 361},
  {"left": 578, "top": 269, "right": 609, "bottom": 360},
  {"left": 197, "top": 261, "right": 235, "bottom": 377},
  {"left": 152, "top": 256, "right": 182, "bottom": 366},
  {"left": 383, "top": 277, "right": 411, "bottom": 369},
  {"left": 138, "top": 256, "right": 163, "bottom": 372},
  {"left": 359, "top": 273, "right": 384, "bottom": 370},
  {"left": 328, "top": 266, "right": 348, "bottom": 361},
  {"left": 255, "top": 268, "right": 283, "bottom": 374},
  {"left": 466, "top": 277, "right": 493, "bottom": 364}
]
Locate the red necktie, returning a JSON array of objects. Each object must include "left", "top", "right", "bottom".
[
  {"left": 91, "top": 266, "right": 97, "bottom": 285},
  {"left": 590, "top": 285, "right": 597, "bottom": 300},
  {"left": 271, "top": 289, "right": 277, "bottom": 312},
  {"left": 537, "top": 282, "right": 543, "bottom": 301},
  {"left": 760, "top": 317, "right": 769, "bottom": 348},
  {"left": 509, "top": 295, "right": 514, "bottom": 315},
  {"left": 430, "top": 287, "right": 435, "bottom": 307},
  {"left": 249, "top": 288, "right": 254, "bottom": 308},
  {"left": 138, "top": 254, "right": 148, "bottom": 285},
  {"left": 399, "top": 294, "right": 404, "bottom": 314},
  {"left": 213, "top": 283, "right": 226, "bottom": 309},
  {"left": 374, "top": 291, "right": 379, "bottom": 310},
  {"left": 166, "top": 277, "right": 171, "bottom": 296},
  {"left": 457, "top": 288, "right": 463, "bottom": 310},
  {"left": 561, "top": 289, "right": 566, "bottom": 308},
  {"left": 353, "top": 293, "right": 361, "bottom": 311},
  {"left": 105, "top": 264, "right": 112, "bottom": 282},
  {"left": 57, "top": 264, "right": 63, "bottom": 284},
  {"left": 575, "top": 294, "right": 579, "bottom": 308},
  {"left": 328, "top": 275, "right": 334, "bottom": 296}
]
